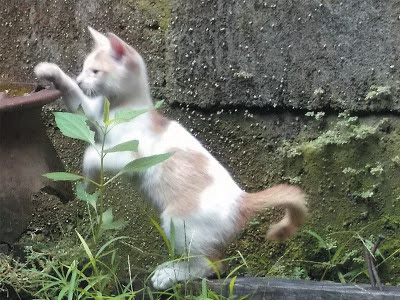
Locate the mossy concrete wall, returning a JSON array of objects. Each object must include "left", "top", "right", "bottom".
[{"left": 2, "top": 0, "right": 400, "bottom": 285}]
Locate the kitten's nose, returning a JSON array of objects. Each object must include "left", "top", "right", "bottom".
[{"left": 76, "top": 75, "right": 83, "bottom": 88}]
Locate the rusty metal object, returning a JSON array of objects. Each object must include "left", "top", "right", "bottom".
[{"left": 0, "top": 83, "right": 71, "bottom": 244}]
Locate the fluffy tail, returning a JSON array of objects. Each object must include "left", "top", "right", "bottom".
[{"left": 239, "top": 184, "right": 307, "bottom": 240}]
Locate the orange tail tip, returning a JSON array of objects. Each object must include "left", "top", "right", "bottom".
[{"left": 241, "top": 184, "right": 307, "bottom": 241}]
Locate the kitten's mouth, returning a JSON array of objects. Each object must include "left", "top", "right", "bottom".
[{"left": 81, "top": 87, "right": 101, "bottom": 97}]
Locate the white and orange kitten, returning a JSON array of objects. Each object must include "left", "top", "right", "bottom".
[{"left": 35, "top": 27, "right": 307, "bottom": 290}]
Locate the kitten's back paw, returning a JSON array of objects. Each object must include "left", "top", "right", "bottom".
[
  {"left": 34, "top": 62, "right": 62, "bottom": 82},
  {"left": 151, "top": 266, "right": 178, "bottom": 290}
]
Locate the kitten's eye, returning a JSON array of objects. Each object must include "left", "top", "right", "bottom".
[{"left": 92, "top": 69, "right": 100, "bottom": 74}]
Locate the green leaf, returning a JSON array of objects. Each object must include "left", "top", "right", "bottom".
[
  {"left": 102, "top": 208, "right": 114, "bottom": 224},
  {"left": 113, "top": 108, "right": 148, "bottom": 124},
  {"left": 43, "top": 172, "right": 84, "bottom": 181},
  {"left": 104, "top": 140, "right": 139, "bottom": 154},
  {"left": 98, "top": 209, "right": 126, "bottom": 232},
  {"left": 100, "top": 219, "right": 126, "bottom": 231},
  {"left": 118, "top": 152, "right": 174, "bottom": 176},
  {"left": 154, "top": 100, "right": 164, "bottom": 109},
  {"left": 54, "top": 112, "right": 95, "bottom": 144},
  {"left": 103, "top": 98, "right": 110, "bottom": 124},
  {"left": 75, "top": 182, "right": 98, "bottom": 211}
]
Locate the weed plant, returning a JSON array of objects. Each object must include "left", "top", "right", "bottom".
[{"left": 1, "top": 99, "right": 246, "bottom": 299}]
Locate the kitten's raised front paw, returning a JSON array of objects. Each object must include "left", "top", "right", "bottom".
[
  {"left": 34, "top": 62, "right": 62, "bottom": 83},
  {"left": 151, "top": 266, "right": 179, "bottom": 290}
]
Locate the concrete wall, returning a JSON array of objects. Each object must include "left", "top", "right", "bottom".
[
  {"left": 0, "top": 0, "right": 169, "bottom": 102},
  {"left": 167, "top": 0, "right": 400, "bottom": 112},
  {"left": 2, "top": 1, "right": 400, "bottom": 112}
]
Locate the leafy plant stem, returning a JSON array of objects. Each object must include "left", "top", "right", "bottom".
[{"left": 95, "top": 125, "right": 109, "bottom": 242}]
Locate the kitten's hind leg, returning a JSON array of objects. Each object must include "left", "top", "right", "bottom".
[{"left": 151, "top": 256, "right": 222, "bottom": 290}]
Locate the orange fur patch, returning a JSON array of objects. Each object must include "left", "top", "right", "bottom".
[
  {"left": 93, "top": 51, "right": 114, "bottom": 72},
  {"left": 206, "top": 250, "right": 228, "bottom": 275},
  {"left": 150, "top": 110, "right": 170, "bottom": 134},
  {"left": 159, "top": 149, "right": 213, "bottom": 216},
  {"left": 237, "top": 193, "right": 254, "bottom": 230},
  {"left": 238, "top": 184, "right": 307, "bottom": 240}
]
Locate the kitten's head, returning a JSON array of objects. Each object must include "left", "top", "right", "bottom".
[{"left": 77, "top": 27, "right": 150, "bottom": 105}]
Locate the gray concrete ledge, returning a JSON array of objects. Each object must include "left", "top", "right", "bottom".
[{"left": 205, "top": 277, "right": 400, "bottom": 299}]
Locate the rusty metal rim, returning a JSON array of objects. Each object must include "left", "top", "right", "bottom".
[{"left": 0, "top": 89, "right": 62, "bottom": 112}]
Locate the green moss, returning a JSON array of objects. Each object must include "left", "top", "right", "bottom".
[
  {"left": 365, "top": 85, "right": 391, "bottom": 101},
  {"left": 0, "top": 83, "right": 34, "bottom": 97},
  {"left": 131, "top": 0, "right": 171, "bottom": 31},
  {"left": 219, "top": 112, "right": 400, "bottom": 285}
]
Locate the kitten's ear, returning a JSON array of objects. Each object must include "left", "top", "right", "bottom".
[
  {"left": 107, "top": 33, "right": 139, "bottom": 69},
  {"left": 107, "top": 33, "right": 126, "bottom": 60},
  {"left": 88, "top": 26, "right": 108, "bottom": 48}
]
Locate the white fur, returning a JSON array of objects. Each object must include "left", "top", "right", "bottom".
[{"left": 35, "top": 27, "right": 306, "bottom": 290}]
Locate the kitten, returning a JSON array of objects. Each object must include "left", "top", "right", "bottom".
[{"left": 34, "top": 27, "right": 307, "bottom": 290}]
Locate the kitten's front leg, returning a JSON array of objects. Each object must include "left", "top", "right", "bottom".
[
  {"left": 83, "top": 146, "right": 102, "bottom": 192},
  {"left": 83, "top": 145, "right": 138, "bottom": 191},
  {"left": 34, "top": 62, "right": 87, "bottom": 112}
]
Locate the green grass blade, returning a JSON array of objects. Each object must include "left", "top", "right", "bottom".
[
  {"left": 76, "top": 230, "right": 97, "bottom": 273},
  {"left": 35, "top": 281, "right": 63, "bottom": 295},
  {"left": 58, "top": 285, "right": 69, "bottom": 300},
  {"left": 150, "top": 217, "right": 171, "bottom": 254},
  {"left": 306, "top": 230, "right": 329, "bottom": 249},
  {"left": 204, "top": 258, "right": 221, "bottom": 281},
  {"left": 96, "top": 236, "right": 129, "bottom": 257},
  {"left": 331, "top": 245, "right": 344, "bottom": 264},
  {"left": 337, "top": 271, "right": 346, "bottom": 284},
  {"left": 201, "top": 277, "right": 208, "bottom": 296},
  {"left": 236, "top": 251, "right": 248, "bottom": 268},
  {"left": 229, "top": 276, "right": 237, "bottom": 298},
  {"left": 67, "top": 264, "right": 78, "bottom": 300},
  {"left": 170, "top": 219, "right": 176, "bottom": 258},
  {"left": 226, "top": 264, "right": 244, "bottom": 281},
  {"left": 76, "top": 230, "right": 94, "bottom": 261}
]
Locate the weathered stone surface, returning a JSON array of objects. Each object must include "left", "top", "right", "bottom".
[
  {"left": 2, "top": 1, "right": 400, "bottom": 112},
  {"left": 167, "top": 0, "right": 400, "bottom": 112},
  {"left": 0, "top": 0, "right": 170, "bottom": 103}
]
